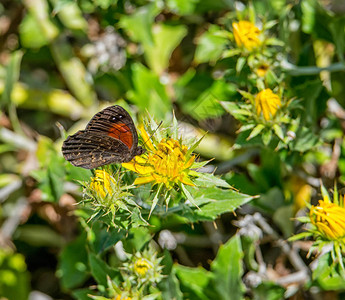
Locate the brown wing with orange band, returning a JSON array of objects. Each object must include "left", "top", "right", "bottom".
[
  {"left": 62, "top": 130, "right": 133, "bottom": 169},
  {"left": 62, "top": 105, "right": 145, "bottom": 169},
  {"left": 85, "top": 105, "right": 138, "bottom": 152}
]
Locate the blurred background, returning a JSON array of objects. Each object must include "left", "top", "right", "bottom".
[{"left": 1, "top": 0, "right": 345, "bottom": 299}]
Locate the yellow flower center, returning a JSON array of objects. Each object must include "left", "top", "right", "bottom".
[
  {"left": 122, "top": 138, "right": 195, "bottom": 188},
  {"left": 90, "top": 170, "right": 115, "bottom": 198},
  {"left": 256, "top": 63, "right": 269, "bottom": 77},
  {"left": 115, "top": 296, "right": 131, "bottom": 300},
  {"left": 153, "top": 139, "right": 188, "bottom": 176},
  {"left": 255, "top": 89, "right": 281, "bottom": 121},
  {"left": 310, "top": 200, "right": 345, "bottom": 240},
  {"left": 232, "top": 20, "right": 261, "bottom": 51},
  {"left": 134, "top": 258, "right": 152, "bottom": 277}
]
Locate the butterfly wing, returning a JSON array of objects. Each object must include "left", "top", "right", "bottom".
[
  {"left": 62, "top": 130, "right": 132, "bottom": 169},
  {"left": 85, "top": 105, "right": 139, "bottom": 153}
]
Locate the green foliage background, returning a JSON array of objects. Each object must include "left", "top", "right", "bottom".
[{"left": 1, "top": 0, "right": 345, "bottom": 299}]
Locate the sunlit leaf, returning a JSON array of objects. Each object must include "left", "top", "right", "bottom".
[
  {"left": 58, "top": 233, "right": 89, "bottom": 289},
  {"left": 211, "top": 235, "right": 245, "bottom": 300},
  {"left": 194, "top": 25, "right": 228, "bottom": 64}
]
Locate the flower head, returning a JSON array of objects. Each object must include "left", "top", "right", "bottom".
[
  {"left": 255, "top": 63, "right": 269, "bottom": 77},
  {"left": 125, "top": 247, "right": 164, "bottom": 286},
  {"left": 290, "top": 184, "right": 345, "bottom": 276},
  {"left": 255, "top": 89, "right": 281, "bottom": 121},
  {"left": 232, "top": 21, "right": 261, "bottom": 51},
  {"left": 286, "top": 176, "right": 312, "bottom": 213},
  {"left": 83, "top": 169, "right": 138, "bottom": 225},
  {"left": 115, "top": 296, "right": 132, "bottom": 300},
  {"left": 90, "top": 170, "right": 116, "bottom": 198},
  {"left": 122, "top": 126, "right": 196, "bottom": 189},
  {"left": 310, "top": 196, "right": 345, "bottom": 241},
  {"left": 133, "top": 258, "right": 153, "bottom": 277},
  {"left": 122, "top": 119, "right": 208, "bottom": 215}
]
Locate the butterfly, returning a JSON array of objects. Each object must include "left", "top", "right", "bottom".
[{"left": 62, "top": 105, "right": 146, "bottom": 169}]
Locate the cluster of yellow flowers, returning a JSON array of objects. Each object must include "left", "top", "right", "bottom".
[
  {"left": 87, "top": 121, "right": 200, "bottom": 219},
  {"left": 232, "top": 19, "right": 345, "bottom": 257},
  {"left": 232, "top": 20, "right": 282, "bottom": 121}
]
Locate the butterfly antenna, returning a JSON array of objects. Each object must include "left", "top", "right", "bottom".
[{"left": 140, "top": 120, "right": 163, "bottom": 149}]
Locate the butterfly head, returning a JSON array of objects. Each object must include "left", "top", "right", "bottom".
[{"left": 135, "top": 146, "right": 146, "bottom": 156}]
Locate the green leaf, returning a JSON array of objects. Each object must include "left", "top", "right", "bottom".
[
  {"left": 194, "top": 173, "right": 231, "bottom": 188},
  {"left": 34, "top": 136, "right": 65, "bottom": 202},
  {"left": 253, "top": 282, "right": 285, "bottom": 300},
  {"left": 0, "top": 251, "right": 30, "bottom": 300},
  {"left": 175, "top": 264, "right": 213, "bottom": 300},
  {"left": 181, "top": 183, "right": 200, "bottom": 209},
  {"left": 125, "top": 227, "right": 152, "bottom": 252},
  {"left": 72, "top": 289, "right": 97, "bottom": 300},
  {"left": 234, "top": 130, "right": 264, "bottom": 149},
  {"left": 182, "top": 80, "right": 236, "bottom": 121},
  {"left": 262, "top": 129, "right": 272, "bottom": 146},
  {"left": 119, "top": 3, "right": 159, "bottom": 45},
  {"left": 211, "top": 235, "right": 245, "bottom": 300},
  {"left": 48, "top": 157, "right": 65, "bottom": 202},
  {"left": 1, "top": 50, "right": 23, "bottom": 106},
  {"left": 58, "top": 233, "right": 89, "bottom": 289},
  {"left": 50, "top": 39, "right": 96, "bottom": 107},
  {"left": 194, "top": 25, "right": 228, "bottom": 64},
  {"left": 313, "top": 252, "right": 345, "bottom": 290},
  {"left": 301, "top": 0, "right": 316, "bottom": 34},
  {"left": 247, "top": 124, "right": 265, "bottom": 140},
  {"left": 273, "top": 124, "right": 284, "bottom": 141},
  {"left": 160, "top": 268, "right": 183, "bottom": 300},
  {"left": 222, "top": 48, "right": 241, "bottom": 59},
  {"left": 21, "top": 0, "right": 59, "bottom": 46},
  {"left": 15, "top": 225, "right": 64, "bottom": 247},
  {"left": 220, "top": 101, "right": 251, "bottom": 121},
  {"left": 88, "top": 252, "right": 118, "bottom": 287},
  {"left": 237, "top": 89, "right": 254, "bottom": 101},
  {"left": 90, "top": 224, "right": 126, "bottom": 254},
  {"left": 66, "top": 163, "right": 92, "bottom": 181},
  {"left": 288, "top": 231, "right": 313, "bottom": 242},
  {"left": 186, "top": 186, "right": 255, "bottom": 220},
  {"left": 273, "top": 205, "right": 294, "bottom": 238},
  {"left": 329, "top": 18, "right": 345, "bottom": 62},
  {"left": 237, "top": 123, "right": 256, "bottom": 132},
  {"left": 320, "top": 183, "right": 330, "bottom": 201},
  {"left": 52, "top": 0, "right": 88, "bottom": 30},
  {"left": 166, "top": 0, "right": 199, "bottom": 15},
  {"left": 236, "top": 57, "right": 246, "bottom": 73},
  {"left": 128, "top": 63, "right": 171, "bottom": 120},
  {"left": 289, "top": 126, "right": 320, "bottom": 152},
  {"left": 145, "top": 24, "right": 187, "bottom": 74}
]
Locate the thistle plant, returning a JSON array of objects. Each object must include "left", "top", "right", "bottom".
[{"left": 291, "top": 184, "right": 345, "bottom": 277}]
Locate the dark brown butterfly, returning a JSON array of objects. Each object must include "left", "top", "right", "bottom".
[{"left": 62, "top": 105, "right": 146, "bottom": 169}]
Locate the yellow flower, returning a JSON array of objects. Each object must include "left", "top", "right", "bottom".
[
  {"left": 133, "top": 258, "right": 152, "bottom": 277},
  {"left": 122, "top": 127, "right": 196, "bottom": 189},
  {"left": 115, "top": 296, "right": 131, "bottom": 300},
  {"left": 125, "top": 247, "right": 164, "bottom": 285},
  {"left": 255, "top": 89, "right": 281, "bottom": 121},
  {"left": 90, "top": 170, "right": 116, "bottom": 198},
  {"left": 286, "top": 176, "right": 312, "bottom": 213},
  {"left": 256, "top": 63, "right": 269, "bottom": 77},
  {"left": 232, "top": 20, "right": 261, "bottom": 51},
  {"left": 310, "top": 196, "right": 345, "bottom": 241}
]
